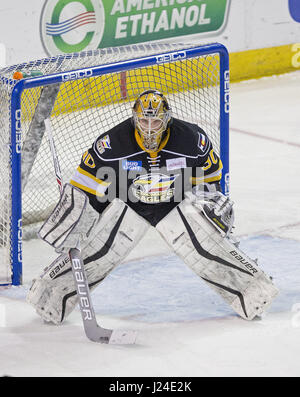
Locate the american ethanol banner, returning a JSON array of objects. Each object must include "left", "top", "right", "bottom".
[
  {"left": 0, "top": 0, "right": 300, "bottom": 72},
  {"left": 40, "top": 0, "right": 230, "bottom": 54}
]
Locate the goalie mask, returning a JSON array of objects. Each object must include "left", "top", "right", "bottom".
[{"left": 132, "top": 90, "right": 171, "bottom": 152}]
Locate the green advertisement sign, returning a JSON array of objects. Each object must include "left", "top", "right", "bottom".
[{"left": 41, "top": 0, "right": 230, "bottom": 55}]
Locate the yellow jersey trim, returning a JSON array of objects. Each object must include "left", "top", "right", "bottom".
[{"left": 70, "top": 180, "right": 105, "bottom": 197}]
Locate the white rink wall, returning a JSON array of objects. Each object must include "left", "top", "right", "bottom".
[{"left": 0, "top": 0, "right": 299, "bottom": 65}]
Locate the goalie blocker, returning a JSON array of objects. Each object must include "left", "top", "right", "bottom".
[{"left": 27, "top": 184, "right": 278, "bottom": 324}]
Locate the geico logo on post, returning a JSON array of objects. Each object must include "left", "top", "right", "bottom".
[
  {"left": 224, "top": 172, "right": 230, "bottom": 196},
  {"left": 62, "top": 69, "right": 93, "bottom": 82},
  {"left": 15, "top": 109, "right": 22, "bottom": 154},
  {"left": 224, "top": 70, "right": 229, "bottom": 113},
  {"left": 156, "top": 51, "right": 186, "bottom": 64},
  {"left": 18, "top": 218, "right": 22, "bottom": 263}
]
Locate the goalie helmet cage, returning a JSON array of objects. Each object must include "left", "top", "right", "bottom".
[{"left": 0, "top": 42, "right": 229, "bottom": 286}]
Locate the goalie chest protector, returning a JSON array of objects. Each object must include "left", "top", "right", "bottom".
[{"left": 71, "top": 117, "right": 222, "bottom": 226}]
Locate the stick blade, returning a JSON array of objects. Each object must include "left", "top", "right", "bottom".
[{"left": 109, "top": 329, "right": 138, "bottom": 345}]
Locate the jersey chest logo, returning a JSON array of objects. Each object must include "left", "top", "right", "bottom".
[{"left": 132, "top": 173, "right": 179, "bottom": 204}]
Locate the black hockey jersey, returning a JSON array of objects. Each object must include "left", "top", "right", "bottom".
[{"left": 70, "top": 117, "right": 222, "bottom": 226}]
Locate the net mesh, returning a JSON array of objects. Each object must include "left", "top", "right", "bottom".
[
  {"left": 0, "top": 80, "right": 12, "bottom": 282},
  {"left": 0, "top": 43, "right": 221, "bottom": 284}
]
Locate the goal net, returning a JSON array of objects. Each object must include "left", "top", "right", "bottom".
[{"left": 0, "top": 42, "right": 229, "bottom": 286}]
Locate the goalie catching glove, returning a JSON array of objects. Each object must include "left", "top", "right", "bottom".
[{"left": 186, "top": 186, "right": 235, "bottom": 236}]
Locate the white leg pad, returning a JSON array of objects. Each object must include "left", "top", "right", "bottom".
[
  {"left": 27, "top": 199, "right": 149, "bottom": 324},
  {"left": 156, "top": 199, "right": 279, "bottom": 320}
]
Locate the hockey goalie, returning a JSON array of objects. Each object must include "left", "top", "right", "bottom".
[{"left": 27, "top": 89, "right": 278, "bottom": 324}]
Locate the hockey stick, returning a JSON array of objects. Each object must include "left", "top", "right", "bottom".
[
  {"left": 45, "top": 118, "right": 137, "bottom": 344},
  {"left": 45, "top": 119, "right": 63, "bottom": 195}
]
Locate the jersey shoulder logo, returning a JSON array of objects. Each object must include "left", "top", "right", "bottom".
[
  {"left": 96, "top": 135, "right": 111, "bottom": 154},
  {"left": 198, "top": 133, "right": 207, "bottom": 152}
]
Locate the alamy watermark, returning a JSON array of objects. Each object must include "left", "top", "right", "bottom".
[{"left": 91, "top": 164, "right": 207, "bottom": 205}]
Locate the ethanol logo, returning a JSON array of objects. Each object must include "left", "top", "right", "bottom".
[
  {"left": 40, "top": 0, "right": 104, "bottom": 55},
  {"left": 41, "top": 0, "right": 230, "bottom": 55}
]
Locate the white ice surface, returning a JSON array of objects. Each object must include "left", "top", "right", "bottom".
[{"left": 1, "top": 71, "right": 300, "bottom": 377}]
